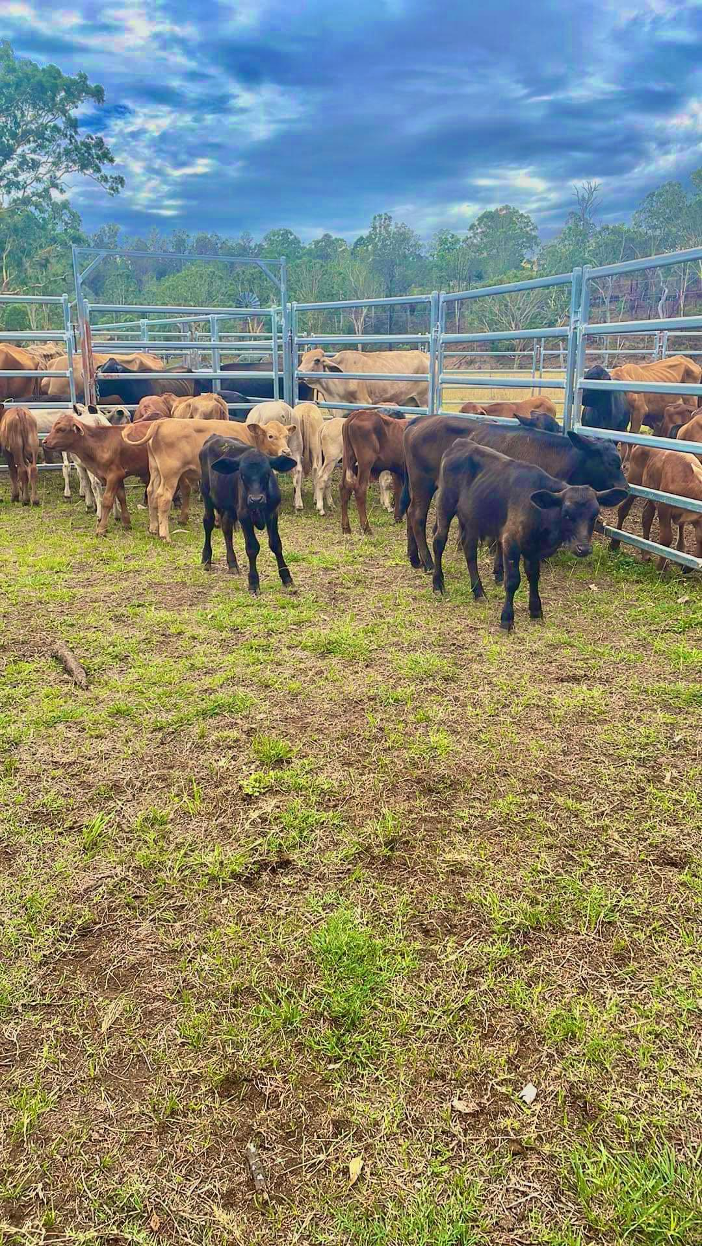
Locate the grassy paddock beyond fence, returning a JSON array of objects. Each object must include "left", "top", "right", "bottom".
[{"left": 1, "top": 475, "right": 701, "bottom": 1246}]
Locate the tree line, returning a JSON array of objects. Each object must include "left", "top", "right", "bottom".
[{"left": 2, "top": 40, "right": 702, "bottom": 339}]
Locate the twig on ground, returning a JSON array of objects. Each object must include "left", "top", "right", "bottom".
[{"left": 50, "top": 640, "right": 88, "bottom": 688}]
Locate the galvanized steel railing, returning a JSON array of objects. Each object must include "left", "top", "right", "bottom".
[{"left": 0, "top": 293, "right": 76, "bottom": 409}]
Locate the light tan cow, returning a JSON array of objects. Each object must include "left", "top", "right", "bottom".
[
  {"left": 610, "top": 355, "right": 702, "bottom": 436},
  {"left": 170, "top": 393, "right": 229, "bottom": 420},
  {"left": 43, "top": 352, "right": 165, "bottom": 400},
  {"left": 246, "top": 401, "right": 304, "bottom": 509},
  {"left": 299, "top": 347, "right": 429, "bottom": 408},
  {"left": 122, "top": 417, "right": 292, "bottom": 541}
]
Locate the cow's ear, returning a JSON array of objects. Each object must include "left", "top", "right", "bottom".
[
  {"left": 568, "top": 430, "right": 594, "bottom": 453},
  {"left": 72, "top": 403, "right": 83, "bottom": 416},
  {"left": 287, "top": 423, "right": 297, "bottom": 436},
  {"left": 87, "top": 404, "right": 98, "bottom": 415},
  {"left": 530, "top": 489, "right": 563, "bottom": 511},
  {"left": 322, "top": 359, "right": 344, "bottom": 373},
  {"left": 595, "top": 487, "right": 628, "bottom": 508},
  {"left": 270, "top": 454, "right": 296, "bottom": 473},
  {"left": 515, "top": 413, "right": 537, "bottom": 427},
  {"left": 71, "top": 419, "right": 85, "bottom": 436},
  {"left": 212, "top": 455, "right": 242, "bottom": 475}
]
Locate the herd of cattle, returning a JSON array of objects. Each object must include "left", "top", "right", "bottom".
[{"left": 1, "top": 343, "right": 701, "bottom": 628}]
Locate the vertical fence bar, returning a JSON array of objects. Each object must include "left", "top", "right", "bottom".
[
  {"left": 428, "top": 291, "right": 440, "bottom": 415},
  {"left": 280, "top": 259, "right": 292, "bottom": 407},
  {"left": 562, "top": 268, "right": 583, "bottom": 433},
  {"left": 271, "top": 310, "right": 280, "bottom": 402},
  {"left": 62, "top": 294, "right": 77, "bottom": 406},
  {"left": 210, "top": 316, "right": 221, "bottom": 394},
  {"left": 567, "top": 267, "right": 589, "bottom": 435}
]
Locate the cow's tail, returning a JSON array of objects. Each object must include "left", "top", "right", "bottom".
[
  {"left": 341, "top": 416, "right": 358, "bottom": 488},
  {"left": 121, "top": 422, "right": 158, "bottom": 445}
]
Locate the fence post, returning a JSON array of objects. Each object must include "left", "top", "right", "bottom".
[
  {"left": 62, "top": 294, "right": 77, "bottom": 406},
  {"left": 562, "top": 268, "right": 583, "bottom": 433},
  {"left": 280, "top": 258, "right": 293, "bottom": 407},
  {"left": 428, "top": 291, "right": 440, "bottom": 415},
  {"left": 271, "top": 309, "right": 280, "bottom": 401}
]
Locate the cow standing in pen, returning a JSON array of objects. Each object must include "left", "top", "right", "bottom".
[
  {"left": 199, "top": 435, "right": 297, "bottom": 594},
  {"left": 0, "top": 405, "right": 39, "bottom": 505},
  {"left": 431, "top": 441, "right": 626, "bottom": 631}
]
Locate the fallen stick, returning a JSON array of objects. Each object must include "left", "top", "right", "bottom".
[
  {"left": 245, "top": 1142, "right": 268, "bottom": 1198},
  {"left": 50, "top": 641, "right": 88, "bottom": 689}
]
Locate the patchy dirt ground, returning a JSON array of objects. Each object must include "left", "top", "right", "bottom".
[{"left": 1, "top": 472, "right": 701, "bottom": 1246}]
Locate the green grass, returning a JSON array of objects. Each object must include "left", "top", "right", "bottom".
[{"left": 0, "top": 474, "right": 700, "bottom": 1244}]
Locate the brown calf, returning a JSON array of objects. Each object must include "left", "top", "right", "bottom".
[
  {"left": 483, "top": 397, "right": 558, "bottom": 419},
  {"left": 609, "top": 445, "right": 668, "bottom": 551},
  {"left": 43, "top": 413, "right": 189, "bottom": 537},
  {"left": 644, "top": 451, "right": 702, "bottom": 568},
  {"left": 660, "top": 401, "right": 698, "bottom": 439},
  {"left": 339, "top": 408, "right": 408, "bottom": 534},
  {"left": 170, "top": 394, "right": 229, "bottom": 420},
  {"left": 675, "top": 412, "right": 702, "bottom": 446},
  {"left": 459, "top": 402, "right": 487, "bottom": 415},
  {"left": 0, "top": 405, "right": 39, "bottom": 505},
  {"left": 122, "top": 417, "right": 292, "bottom": 541}
]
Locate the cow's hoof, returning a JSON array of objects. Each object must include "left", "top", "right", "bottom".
[
  {"left": 32, "top": 499, "right": 40, "bottom": 507},
  {"left": 500, "top": 620, "right": 514, "bottom": 633},
  {"left": 227, "top": 565, "right": 240, "bottom": 576},
  {"left": 202, "top": 561, "right": 212, "bottom": 572},
  {"left": 283, "top": 581, "right": 297, "bottom": 594},
  {"left": 530, "top": 612, "right": 544, "bottom": 623},
  {"left": 433, "top": 585, "right": 444, "bottom": 597},
  {"left": 249, "top": 587, "right": 261, "bottom": 597}
]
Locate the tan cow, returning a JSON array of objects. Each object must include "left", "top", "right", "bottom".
[
  {"left": 122, "top": 417, "right": 292, "bottom": 541},
  {"left": 483, "top": 397, "right": 557, "bottom": 419},
  {"left": 0, "top": 345, "right": 42, "bottom": 400},
  {"left": 610, "top": 355, "right": 702, "bottom": 437},
  {"left": 246, "top": 401, "right": 304, "bottom": 509},
  {"left": 43, "top": 352, "right": 165, "bottom": 400},
  {"left": 299, "top": 347, "right": 429, "bottom": 408},
  {"left": 170, "top": 393, "right": 229, "bottom": 420}
]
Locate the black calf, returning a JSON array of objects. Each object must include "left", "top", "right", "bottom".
[{"left": 199, "top": 434, "right": 296, "bottom": 595}]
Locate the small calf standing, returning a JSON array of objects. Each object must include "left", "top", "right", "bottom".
[
  {"left": 0, "top": 405, "right": 39, "bottom": 505},
  {"left": 340, "top": 407, "right": 407, "bottom": 534},
  {"left": 432, "top": 441, "right": 626, "bottom": 631},
  {"left": 200, "top": 434, "right": 297, "bottom": 594}
]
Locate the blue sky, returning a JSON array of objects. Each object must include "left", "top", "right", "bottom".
[{"left": 6, "top": 0, "right": 702, "bottom": 242}]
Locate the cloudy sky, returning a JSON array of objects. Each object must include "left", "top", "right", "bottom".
[{"left": 6, "top": 0, "right": 702, "bottom": 242}]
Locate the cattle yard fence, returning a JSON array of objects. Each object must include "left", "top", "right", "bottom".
[
  {"left": 2, "top": 246, "right": 701, "bottom": 570},
  {"left": 571, "top": 247, "right": 702, "bottom": 572},
  {"left": 71, "top": 246, "right": 290, "bottom": 411}
]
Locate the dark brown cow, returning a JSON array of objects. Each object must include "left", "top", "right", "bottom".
[
  {"left": 0, "top": 405, "right": 39, "bottom": 505},
  {"left": 431, "top": 440, "right": 626, "bottom": 630},
  {"left": 400, "top": 416, "right": 626, "bottom": 571},
  {"left": 340, "top": 408, "right": 408, "bottom": 534}
]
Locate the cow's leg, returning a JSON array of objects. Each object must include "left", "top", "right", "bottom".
[
  {"left": 201, "top": 497, "right": 216, "bottom": 568},
  {"left": 146, "top": 460, "right": 161, "bottom": 536},
  {"left": 657, "top": 507, "right": 673, "bottom": 570},
  {"left": 641, "top": 500, "right": 656, "bottom": 553},
  {"left": 390, "top": 472, "right": 404, "bottom": 523},
  {"left": 61, "top": 454, "right": 72, "bottom": 499},
  {"left": 462, "top": 529, "right": 485, "bottom": 602},
  {"left": 76, "top": 462, "right": 96, "bottom": 511},
  {"left": 339, "top": 469, "right": 353, "bottom": 534},
  {"left": 19, "top": 462, "right": 30, "bottom": 505},
  {"left": 156, "top": 482, "right": 175, "bottom": 541},
  {"left": 241, "top": 517, "right": 261, "bottom": 594},
  {"left": 315, "top": 456, "right": 336, "bottom": 515},
  {"left": 524, "top": 555, "right": 543, "bottom": 621},
  {"left": 267, "top": 512, "right": 294, "bottom": 588},
  {"left": 6, "top": 453, "right": 20, "bottom": 502},
  {"left": 379, "top": 471, "right": 394, "bottom": 513},
  {"left": 115, "top": 483, "right": 131, "bottom": 529},
  {"left": 431, "top": 491, "right": 456, "bottom": 595},
  {"left": 610, "top": 493, "right": 637, "bottom": 550},
  {"left": 96, "top": 475, "right": 123, "bottom": 535},
  {"left": 179, "top": 477, "right": 192, "bottom": 524},
  {"left": 293, "top": 455, "right": 303, "bottom": 511},
  {"left": 88, "top": 473, "right": 103, "bottom": 515},
  {"left": 408, "top": 482, "right": 436, "bottom": 572},
  {"left": 221, "top": 511, "right": 240, "bottom": 574},
  {"left": 493, "top": 542, "right": 504, "bottom": 584},
  {"left": 500, "top": 543, "right": 522, "bottom": 631},
  {"left": 354, "top": 467, "right": 373, "bottom": 535}
]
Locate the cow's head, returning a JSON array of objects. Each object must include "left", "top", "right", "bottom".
[
  {"left": 567, "top": 430, "right": 627, "bottom": 491},
  {"left": 44, "top": 412, "right": 85, "bottom": 449},
  {"left": 515, "top": 411, "right": 560, "bottom": 433},
  {"left": 212, "top": 443, "right": 296, "bottom": 528},
  {"left": 531, "top": 484, "right": 628, "bottom": 557},
  {"left": 97, "top": 357, "right": 129, "bottom": 377},
  {"left": 299, "top": 347, "right": 343, "bottom": 375},
  {"left": 249, "top": 419, "right": 294, "bottom": 459}
]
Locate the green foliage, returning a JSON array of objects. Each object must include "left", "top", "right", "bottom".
[{"left": 0, "top": 40, "right": 123, "bottom": 208}]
